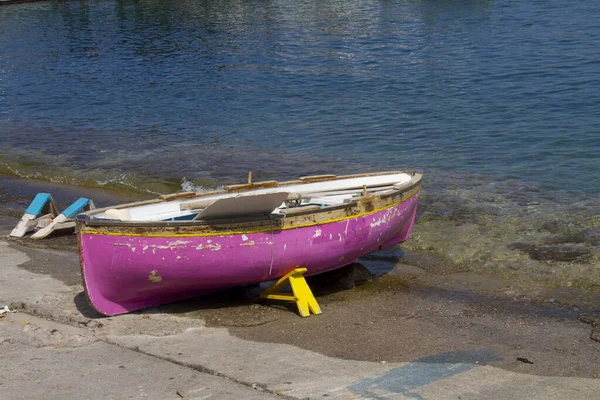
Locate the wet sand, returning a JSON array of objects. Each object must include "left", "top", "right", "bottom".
[{"left": 150, "top": 262, "right": 598, "bottom": 379}]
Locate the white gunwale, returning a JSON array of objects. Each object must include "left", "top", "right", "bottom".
[{"left": 78, "top": 170, "right": 422, "bottom": 228}]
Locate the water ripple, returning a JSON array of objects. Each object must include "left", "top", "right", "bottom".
[{"left": 0, "top": 0, "right": 598, "bottom": 194}]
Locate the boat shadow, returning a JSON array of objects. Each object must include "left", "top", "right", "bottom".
[
  {"left": 72, "top": 286, "right": 279, "bottom": 319},
  {"left": 158, "top": 257, "right": 402, "bottom": 316},
  {"left": 74, "top": 291, "right": 105, "bottom": 319},
  {"left": 151, "top": 263, "right": 380, "bottom": 317},
  {"left": 73, "top": 253, "right": 402, "bottom": 319}
]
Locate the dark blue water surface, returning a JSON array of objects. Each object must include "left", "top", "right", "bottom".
[{"left": 1, "top": 0, "right": 599, "bottom": 193}]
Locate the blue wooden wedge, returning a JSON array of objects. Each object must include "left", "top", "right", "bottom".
[
  {"left": 31, "top": 197, "right": 95, "bottom": 239},
  {"left": 10, "top": 193, "right": 59, "bottom": 237}
]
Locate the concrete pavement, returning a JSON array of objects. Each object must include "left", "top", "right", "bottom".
[{"left": 0, "top": 314, "right": 279, "bottom": 400}]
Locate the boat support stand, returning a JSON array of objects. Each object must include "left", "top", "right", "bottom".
[{"left": 257, "top": 268, "right": 322, "bottom": 317}]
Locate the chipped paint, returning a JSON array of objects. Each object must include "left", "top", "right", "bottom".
[
  {"left": 369, "top": 210, "right": 394, "bottom": 228},
  {"left": 167, "top": 240, "right": 191, "bottom": 246},
  {"left": 148, "top": 270, "right": 162, "bottom": 283},
  {"left": 113, "top": 242, "right": 138, "bottom": 252},
  {"left": 196, "top": 243, "right": 222, "bottom": 251},
  {"left": 313, "top": 228, "right": 322, "bottom": 238},
  {"left": 241, "top": 234, "right": 249, "bottom": 241},
  {"left": 370, "top": 219, "right": 384, "bottom": 228},
  {"left": 240, "top": 240, "right": 256, "bottom": 246},
  {"left": 132, "top": 241, "right": 193, "bottom": 251}
]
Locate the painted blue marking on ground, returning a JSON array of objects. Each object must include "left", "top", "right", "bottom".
[{"left": 348, "top": 350, "right": 501, "bottom": 400}]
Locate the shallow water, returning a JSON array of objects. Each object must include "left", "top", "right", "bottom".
[
  {"left": 1, "top": 0, "right": 599, "bottom": 291},
  {"left": 1, "top": 0, "right": 599, "bottom": 192}
]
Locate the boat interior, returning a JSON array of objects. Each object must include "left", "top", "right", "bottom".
[{"left": 92, "top": 172, "right": 418, "bottom": 223}]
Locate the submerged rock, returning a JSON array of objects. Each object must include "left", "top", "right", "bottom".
[
  {"left": 509, "top": 243, "right": 591, "bottom": 262},
  {"left": 508, "top": 242, "right": 534, "bottom": 252},
  {"left": 541, "top": 233, "right": 585, "bottom": 245},
  {"left": 581, "top": 229, "right": 600, "bottom": 246},
  {"left": 539, "top": 221, "right": 565, "bottom": 234},
  {"left": 541, "top": 229, "right": 600, "bottom": 246},
  {"left": 528, "top": 245, "right": 591, "bottom": 262}
]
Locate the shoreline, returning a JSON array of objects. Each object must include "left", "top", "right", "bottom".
[
  {"left": 2, "top": 209, "right": 599, "bottom": 344},
  {"left": 2, "top": 172, "right": 599, "bottom": 295}
]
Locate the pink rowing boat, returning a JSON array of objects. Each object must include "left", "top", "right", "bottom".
[{"left": 76, "top": 170, "right": 422, "bottom": 316}]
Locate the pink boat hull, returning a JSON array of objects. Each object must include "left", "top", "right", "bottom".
[{"left": 80, "top": 193, "right": 419, "bottom": 316}]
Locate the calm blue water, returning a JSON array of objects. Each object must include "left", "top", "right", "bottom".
[{"left": 0, "top": 0, "right": 599, "bottom": 194}]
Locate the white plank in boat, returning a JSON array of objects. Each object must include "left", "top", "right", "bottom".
[{"left": 194, "top": 192, "right": 289, "bottom": 220}]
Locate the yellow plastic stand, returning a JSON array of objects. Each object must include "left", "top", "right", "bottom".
[{"left": 258, "top": 268, "right": 322, "bottom": 317}]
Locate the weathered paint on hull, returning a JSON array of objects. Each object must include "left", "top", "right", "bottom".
[{"left": 80, "top": 193, "right": 419, "bottom": 316}]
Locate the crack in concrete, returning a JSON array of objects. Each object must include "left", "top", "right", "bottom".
[
  {"left": 3, "top": 293, "right": 297, "bottom": 400},
  {"left": 103, "top": 337, "right": 300, "bottom": 400},
  {"left": 3, "top": 308, "right": 298, "bottom": 399}
]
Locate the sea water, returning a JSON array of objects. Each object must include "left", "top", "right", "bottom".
[{"left": 1, "top": 0, "right": 599, "bottom": 290}]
